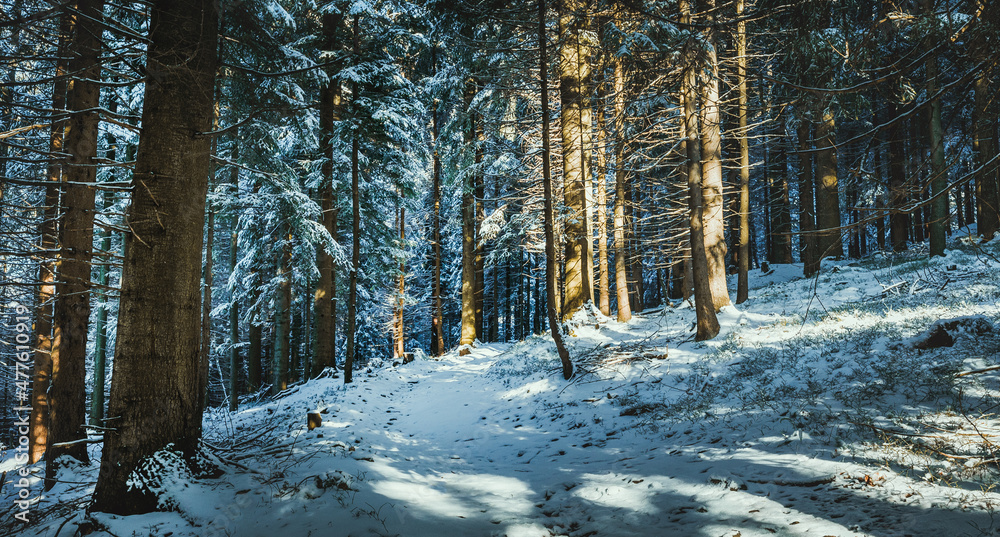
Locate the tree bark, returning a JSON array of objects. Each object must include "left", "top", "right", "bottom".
[
  {"left": 460, "top": 77, "right": 478, "bottom": 350},
  {"left": 735, "top": 0, "right": 750, "bottom": 304},
  {"left": 814, "top": 104, "right": 843, "bottom": 261},
  {"left": 798, "top": 118, "right": 819, "bottom": 274},
  {"left": 47, "top": 0, "right": 105, "bottom": 485},
  {"left": 540, "top": 0, "right": 573, "bottom": 379},
  {"left": 888, "top": 100, "right": 910, "bottom": 251},
  {"left": 92, "top": 0, "right": 218, "bottom": 513},
  {"left": 683, "top": 0, "right": 719, "bottom": 341},
  {"left": 611, "top": 36, "right": 631, "bottom": 323},
  {"left": 344, "top": 14, "right": 360, "bottom": 383},
  {"left": 594, "top": 87, "right": 610, "bottom": 316},
  {"left": 698, "top": 2, "right": 731, "bottom": 311},
  {"left": 30, "top": 8, "right": 73, "bottom": 465},
  {"left": 559, "top": 0, "right": 594, "bottom": 320},
  {"left": 925, "top": 17, "right": 947, "bottom": 257},
  {"left": 974, "top": 69, "right": 999, "bottom": 239},
  {"left": 430, "top": 92, "right": 445, "bottom": 356},
  {"left": 273, "top": 233, "right": 291, "bottom": 395}
]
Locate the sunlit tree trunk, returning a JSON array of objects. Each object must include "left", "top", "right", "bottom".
[
  {"left": 683, "top": 0, "right": 719, "bottom": 340},
  {"left": 92, "top": 0, "right": 218, "bottom": 513},
  {"left": 559, "top": 0, "right": 594, "bottom": 320},
  {"left": 459, "top": 78, "right": 477, "bottom": 351},
  {"left": 612, "top": 45, "right": 631, "bottom": 323},
  {"left": 594, "top": 87, "right": 610, "bottom": 316},
  {"left": 698, "top": 0, "right": 731, "bottom": 311},
  {"left": 48, "top": 0, "right": 105, "bottom": 486},
  {"left": 31, "top": 9, "right": 73, "bottom": 464},
  {"left": 430, "top": 96, "right": 445, "bottom": 356}
]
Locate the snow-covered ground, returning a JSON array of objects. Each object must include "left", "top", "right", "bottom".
[{"left": 5, "top": 233, "right": 1000, "bottom": 537}]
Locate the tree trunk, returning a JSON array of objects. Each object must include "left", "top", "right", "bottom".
[
  {"left": 974, "top": 69, "right": 999, "bottom": 239},
  {"left": 430, "top": 94, "right": 445, "bottom": 356},
  {"left": 798, "top": 118, "right": 819, "bottom": 273},
  {"left": 814, "top": 104, "right": 843, "bottom": 261},
  {"left": 888, "top": 100, "right": 910, "bottom": 251},
  {"left": 31, "top": 9, "right": 73, "bottom": 464},
  {"left": 92, "top": 0, "right": 218, "bottom": 513},
  {"left": 611, "top": 39, "right": 631, "bottom": 323},
  {"left": 559, "top": 0, "right": 594, "bottom": 320},
  {"left": 47, "top": 0, "right": 105, "bottom": 485},
  {"left": 698, "top": 4, "right": 731, "bottom": 311},
  {"left": 344, "top": 14, "right": 360, "bottom": 382},
  {"left": 735, "top": 0, "right": 750, "bottom": 304},
  {"left": 595, "top": 91, "right": 610, "bottom": 316},
  {"left": 925, "top": 22, "right": 947, "bottom": 257},
  {"left": 395, "top": 206, "right": 407, "bottom": 361},
  {"left": 200, "top": 207, "right": 214, "bottom": 407},
  {"left": 769, "top": 116, "right": 792, "bottom": 264},
  {"left": 540, "top": 0, "right": 573, "bottom": 379},
  {"left": 273, "top": 233, "right": 291, "bottom": 395},
  {"left": 460, "top": 77, "right": 478, "bottom": 350},
  {"left": 683, "top": 0, "right": 719, "bottom": 341},
  {"left": 313, "top": 12, "right": 342, "bottom": 376}
]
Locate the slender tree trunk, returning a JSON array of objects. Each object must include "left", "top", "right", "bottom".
[
  {"left": 273, "top": 233, "right": 291, "bottom": 395},
  {"left": 559, "top": 0, "right": 594, "bottom": 319},
  {"left": 92, "top": 0, "right": 218, "bottom": 513},
  {"left": 612, "top": 39, "right": 631, "bottom": 323},
  {"left": 769, "top": 116, "right": 792, "bottom": 264},
  {"left": 595, "top": 92, "right": 610, "bottom": 316},
  {"left": 344, "top": 14, "right": 360, "bottom": 382},
  {"left": 541, "top": 0, "right": 573, "bottom": 379},
  {"left": 48, "top": 0, "right": 105, "bottom": 485},
  {"left": 31, "top": 9, "right": 73, "bottom": 464},
  {"left": 460, "top": 78, "right": 478, "bottom": 350},
  {"left": 735, "top": 0, "right": 750, "bottom": 304},
  {"left": 200, "top": 207, "right": 214, "bottom": 406},
  {"left": 229, "top": 218, "right": 240, "bottom": 410},
  {"left": 683, "top": 0, "right": 719, "bottom": 340},
  {"left": 430, "top": 95, "right": 445, "bottom": 356},
  {"left": 798, "top": 119, "right": 818, "bottom": 273},
  {"left": 888, "top": 100, "right": 910, "bottom": 250},
  {"left": 974, "top": 70, "right": 999, "bottom": 239},
  {"left": 395, "top": 206, "right": 407, "bottom": 361},
  {"left": 699, "top": 3, "right": 731, "bottom": 311},
  {"left": 474, "top": 139, "right": 485, "bottom": 338}
]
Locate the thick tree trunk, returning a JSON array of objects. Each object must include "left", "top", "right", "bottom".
[
  {"left": 540, "top": 0, "right": 573, "bottom": 379},
  {"left": 92, "top": 0, "right": 218, "bottom": 513},
  {"left": 273, "top": 233, "right": 291, "bottom": 394},
  {"left": 926, "top": 29, "right": 947, "bottom": 257},
  {"left": 559, "top": 0, "right": 594, "bottom": 320},
  {"left": 48, "top": 0, "right": 105, "bottom": 485},
  {"left": 460, "top": 77, "right": 478, "bottom": 350},
  {"left": 683, "top": 0, "right": 719, "bottom": 340},
  {"left": 698, "top": 9, "right": 731, "bottom": 311},
  {"left": 814, "top": 104, "right": 843, "bottom": 261},
  {"left": 313, "top": 13, "right": 342, "bottom": 376},
  {"left": 31, "top": 9, "right": 73, "bottom": 464}
]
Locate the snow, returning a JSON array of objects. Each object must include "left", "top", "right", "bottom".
[{"left": 5, "top": 237, "right": 1000, "bottom": 536}]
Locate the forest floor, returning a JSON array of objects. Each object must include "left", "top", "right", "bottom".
[{"left": 6, "top": 230, "right": 1000, "bottom": 537}]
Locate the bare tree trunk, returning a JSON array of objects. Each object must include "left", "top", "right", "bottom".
[
  {"left": 430, "top": 93, "right": 445, "bottom": 356},
  {"left": 814, "top": 104, "right": 843, "bottom": 261},
  {"left": 683, "top": 0, "right": 719, "bottom": 341},
  {"left": 559, "top": 0, "right": 594, "bottom": 319},
  {"left": 611, "top": 38, "right": 631, "bottom": 323},
  {"left": 699, "top": 2, "right": 731, "bottom": 311},
  {"left": 925, "top": 14, "right": 947, "bottom": 257},
  {"left": 229, "top": 207, "right": 240, "bottom": 410},
  {"left": 313, "top": 12, "right": 342, "bottom": 376},
  {"left": 595, "top": 91, "right": 610, "bottom": 316},
  {"left": 459, "top": 78, "right": 477, "bottom": 351},
  {"left": 798, "top": 119, "right": 818, "bottom": 273},
  {"left": 344, "top": 14, "right": 360, "bottom": 383},
  {"left": 395, "top": 206, "right": 407, "bottom": 361},
  {"left": 200, "top": 207, "right": 214, "bottom": 406},
  {"left": 888, "top": 100, "right": 910, "bottom": 250},
  {"left": 48, "top": 0, "right": 105, "bottom": 486},
  {"left": 974, "top": 69, "right": 998, "bottom": 239},
  {"left": 273, "top": 233, "right": 291, "bottom": 394},
  {"left": 92, "top": 0, "right": 218, "bottom": 513},
  {"left": 540, "top": 0, "right": 573, "bottom": 379},
  {"left": 735, "top": 0, "right": 750, "bottom": 304},
  {"left": 31, "top": 9, "right": 73, "bottom": 464}
]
